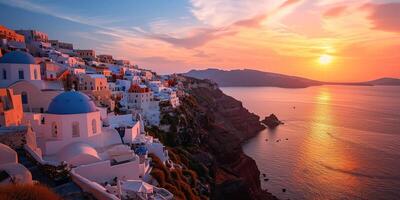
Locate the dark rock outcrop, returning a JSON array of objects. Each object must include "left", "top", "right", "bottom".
[
  {"left": 261, "top": 114, "right": 283, "bottom": 129},
  {"left": 171, "top": 77, "right": 277, "bottom": 200}
]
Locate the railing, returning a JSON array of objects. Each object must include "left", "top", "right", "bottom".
[{"left": 70, "top": 169, "right": 119, "bottom": 200}]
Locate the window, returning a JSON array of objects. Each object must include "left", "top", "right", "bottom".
[
  {"left": 2, "top": 69, "right": 6, "bottom": 80},
  {"left": 51, "top": 122, "right": 58, "bottom": 137},
  {"left": 21, "top": 92, "right": 28, "bottom": 104},
  {"left": 72, "top": 122, "right": 80, "bottom": 137},
  {"left": 34, "top": 69, "right": 38, "bottom": 79},
  {"left": 18, "top": 69, "right": 24, "bottom": 79},
  {"left": 92, "top": 119, "right": 97, "bottom": 134}
]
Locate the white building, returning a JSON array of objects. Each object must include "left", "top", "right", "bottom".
[
  {"left": 121, "top": 85, "right": 160, "bottom": 125},
  {"left": 0, "top": 51, "right": 63, "bottom": 113},
  {"left": 70, "top": 67, "right": 86, "bottom": 75},
  {"left": 148, "top": 80, "right": 165, "bottom": 93},
  {"left": 0, "top": 143, "right": 33, "bottom": 185},
  {"left": 155, "top": 88, "right": 180, "bottom": 108},
  {"left": 22, "top": 91, "right": 171, "bottom": 199},
  {"left": 0, "top": 51, "right": 41, "bottom": 87},
  {"left": 23, "top": 91, "right": 147, "bottom": 170}
]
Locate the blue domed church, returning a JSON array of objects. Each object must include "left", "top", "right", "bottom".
[
  {"left": 25, "top": 91, "right": 123, "bottom": 166},
  {"left": 0, "top": 51, "right": 41, "bottom": 87},
  {"left": 1, "top": 51, "right": 63, "bottom": 113}
]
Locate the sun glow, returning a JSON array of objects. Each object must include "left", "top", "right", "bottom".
[{"left": 318, "top": 54, "right": 333, "bottom": 65}]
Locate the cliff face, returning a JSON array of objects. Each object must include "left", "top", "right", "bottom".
[
  {"left": 175, "top": 77, "right": 276, "bottom": 200},
  {"left": 189, "top": 85, "right": 265, "bottom": 141}
]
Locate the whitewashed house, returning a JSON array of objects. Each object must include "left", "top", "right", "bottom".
[{"left": 121, "top": 84, "right": 160, "bottom": 125}]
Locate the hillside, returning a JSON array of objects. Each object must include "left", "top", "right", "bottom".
[
  {"left": 184, "top": 68, "right": 400, "bottom": 88},
  {"left": 185, "top": 68, "right": 323, "bottom": 88},
  {"left": 149, "top": 76, "right": 277, "bottom": 200},
  {"left": 367, "top": 78, "right": 400, "bottom": 86}
]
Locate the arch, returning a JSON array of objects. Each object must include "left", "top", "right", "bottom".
[
  {"left": 21, "top": 92, "right": 28, "bottom": 104},
  {"left": 72, "top": 121, "right": 80, "bottom": 137},
  {"left": 92, "top": 119, "right": 97, "bottom": 134}
]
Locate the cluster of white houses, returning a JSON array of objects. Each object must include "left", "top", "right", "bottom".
[{"left": 0, "top": 25, "right": 182, "bottom": 200}]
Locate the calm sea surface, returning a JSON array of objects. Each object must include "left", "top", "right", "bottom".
[{"left": 221, "top": 86, "right": 400, "bottom": 200}]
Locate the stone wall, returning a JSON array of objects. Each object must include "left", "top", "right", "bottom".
[{"left": 0, "top": 126, "right": 29, "bottom": 149}]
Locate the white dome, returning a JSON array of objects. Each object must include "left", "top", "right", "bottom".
[
  {"left": 0, "top": 143, "right": 17, "bottom": 164},
  {"left": 57, "top": 142, "right": 101, "bottom": 166}
]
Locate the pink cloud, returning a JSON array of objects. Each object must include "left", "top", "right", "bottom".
[
  {"left": 149, "top": 27, "right": 236, "bottom": 49},
  {"left": 323, "top": 6, "right": 347, "bottom": 18},
  {"left": 362, "top": 3, "right": 400, "bottom": 32},
  {"left": 233, "top": 14, "right": 268, "bottom": 28},
  {"left": 234, "top": 0, "right": 303, "bottom": 28},
  {"left": 149, "top": 0, "right": 304, "bottom": 49},
  {"left": 279, "top": 0, "right": 302, "bottom": 9}
]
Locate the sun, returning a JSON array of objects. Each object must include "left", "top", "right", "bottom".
[{"left": 318, "top": 54, "right": 333, "bottom": 65}]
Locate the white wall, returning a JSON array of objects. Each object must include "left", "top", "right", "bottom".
[
  {"left": 74, "top": 160, "right": 141, "bottom": 183},
  {"left": 122, "top": 122, "right": 140, "bottom": 144},
  {"left": 0, "top": 63, "right": 41, "bottom": 87}
]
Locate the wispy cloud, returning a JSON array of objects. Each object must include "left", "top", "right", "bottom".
[
  {"left": 1, "top": 0, "right": 399, "bottom": 80},
  {"left": 149, "top": 27, "right": 236, "bottom": 49},
  {"left": 323, "top": 6, "right": 347, "bottom": 18},
  {"left": 146, "top": 0, "right": 305, "bottom": 49},
  {"left": 362, "top": 2, "right": 400, "bottom": 33},
  {"left": 0, "top": 0, "right": 107, "bottom": 28}
]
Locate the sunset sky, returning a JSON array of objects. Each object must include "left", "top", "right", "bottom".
[{"left": 0, "top": 0, "right": 399, "bottom": 82}]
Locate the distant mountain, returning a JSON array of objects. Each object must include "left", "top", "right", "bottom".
[
  {"left": 184, "top": 68, "right": 399, "bottom": 88},
  {"left": 184, "top": 68, "right": 323, "bottom": 88},
  {"left": 366, "top": 78, "right": 400, "bottom": 86}
]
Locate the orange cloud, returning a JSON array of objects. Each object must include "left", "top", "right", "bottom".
[{"left": 323, "top": 6, "right": 347, "bottom": 18}]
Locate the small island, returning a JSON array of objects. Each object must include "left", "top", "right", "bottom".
[{"left": 261, "top": 114, "right": 284, "bottom": 129}]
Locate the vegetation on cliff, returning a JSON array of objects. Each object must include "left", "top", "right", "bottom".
[
  {"left": 148, "top": 76, "right": 277, "bottom": 200},
  {"left": 0, "top": 184, "right": 62, "bottom": 200},
  {"left": 149, "top": 152, "right": 209, "bottom": 200}
]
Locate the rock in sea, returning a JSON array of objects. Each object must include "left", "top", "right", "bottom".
[{"left": 261, "top": 114, "right": 284, "bottom": 129}]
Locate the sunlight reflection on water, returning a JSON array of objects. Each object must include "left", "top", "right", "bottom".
[{"left": 222, "top": 86, "right": 400, "bottom": 200}]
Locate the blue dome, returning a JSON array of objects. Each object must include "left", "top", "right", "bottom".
[
  {"left": 47, "top": 91, "right": 97, "bottom": 114},
  {"left": 136, "top": 146, "right": 148, "bottom": 155},
  {"left": 0, "top": 51, "right": 36, "bottom": 64}
]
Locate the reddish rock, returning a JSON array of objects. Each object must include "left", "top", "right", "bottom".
[{"left": 181, "top": 77, "right": 277, "bottom": 200}]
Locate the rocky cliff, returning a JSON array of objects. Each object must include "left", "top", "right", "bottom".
[{"left": 152, "top": 76, "right": 277, "bottom": 200}]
